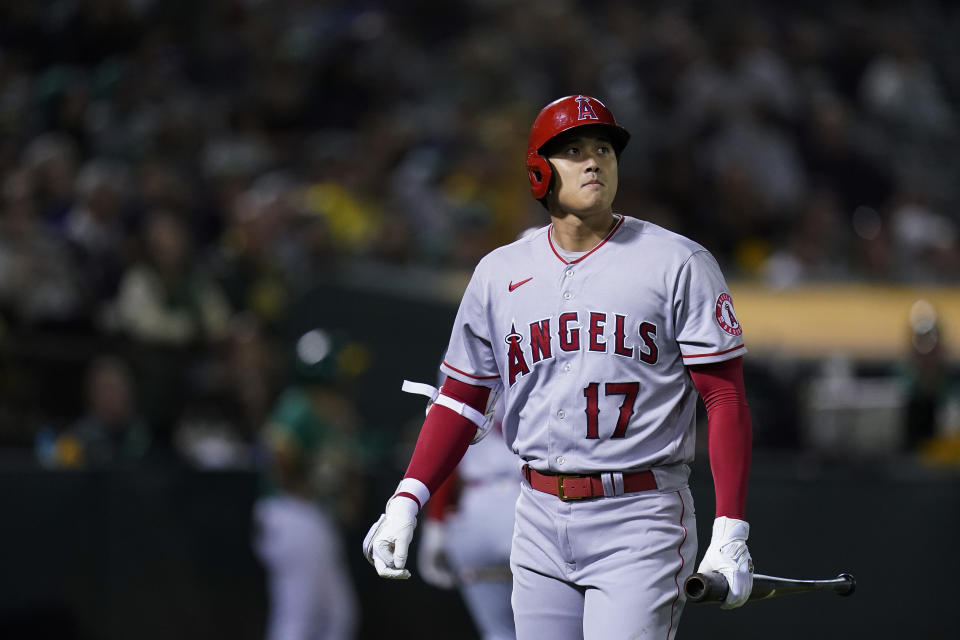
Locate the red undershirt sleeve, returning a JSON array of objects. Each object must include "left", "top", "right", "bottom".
[
  {"left": 687, "top": 356, "right": 752, "bottom": 519},
  {"left": 425, "top": 471, "right": 460, "bottom": 522},
  {"left": 402, "top": 378, "right": 491, "bottom": 502}
]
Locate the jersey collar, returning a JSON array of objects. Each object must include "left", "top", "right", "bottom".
[{"left": 548, "top": 214, "right": 625, "bottom": 265}]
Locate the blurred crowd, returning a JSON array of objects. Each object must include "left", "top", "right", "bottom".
[{"left": 1, "top": 0, "right": 959, "bottom": 465}]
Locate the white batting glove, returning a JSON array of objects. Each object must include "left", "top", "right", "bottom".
[
  {"left": 697, "top": 516, "right": 754, "bottom": 609},
  {"left": 362, "top": 496, "right": 419, "bottom": 579},
  {"left": 417, "top": 519, "right": 457, "bottom": 589}
]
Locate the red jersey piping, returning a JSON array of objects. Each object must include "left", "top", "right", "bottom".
[
  {"left": 667, "top": 490, "right": 688, "bottom": 640},
  {"left": 681, "top": 344, "right": 745, "bottom": 359},
  {"left": 441, "top": 360, "right": 500, "bottom": 380},
  {"left": 548, "top": 215, "right": 625, "bottom": 265}
]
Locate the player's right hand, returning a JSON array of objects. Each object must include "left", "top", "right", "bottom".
[
  {"left": 417, "top": 520, "right": 457, "bottom": 589},
  {"left": 362, "top": 496, "right": 419, "bottom": 579}
]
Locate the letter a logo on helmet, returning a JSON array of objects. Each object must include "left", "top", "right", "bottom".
[
  {"left": 526, "top": 95, "right": 630, "bottom": 202},
  {"left": 575, "top": 96, "right": 599, "bottom": 121}
]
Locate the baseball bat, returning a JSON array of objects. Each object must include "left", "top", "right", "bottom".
[{"left": 684, "top": 572, "right": 856, "bottom": 603}]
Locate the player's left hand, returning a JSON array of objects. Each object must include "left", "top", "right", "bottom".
[
  {"left": 362, "top": 496, "right": 419, "bottom": 579},
  {"left": 697, "top": 516, "right": 754, "bottom": 609}
]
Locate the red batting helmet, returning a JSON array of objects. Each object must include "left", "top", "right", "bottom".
[{"left": 526, "top": 95, "right": 630, "bottom": 201}]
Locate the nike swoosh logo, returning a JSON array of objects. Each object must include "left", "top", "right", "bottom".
[{"left": 509, "top": 277, "right": 533, "bottom": 292}]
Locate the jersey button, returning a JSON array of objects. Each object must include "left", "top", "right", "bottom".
[
  {"left": 557, "top": 409, "right": 566, "bottom": 419},
  {"left": 563, "top": 363, "right": 572, "bottom": 372},
  {"left": 565, "top": 269, "right": 574, "bottom": 277},
  {"left": 563, "top": 291, "right": 572, "bottom": 300},
  {"left": 556, "top": 456, "right": 566, "bottom": 465}
]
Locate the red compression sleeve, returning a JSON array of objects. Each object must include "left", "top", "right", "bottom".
[
  {"left": 688, "top": 356, "right": 752, "bottom": 519},
  {"left": 425, "top": 472, "right": 460, "bottom": 522},
  {"left": 403, "top": 378, "right": 491, "bottom": 498}
]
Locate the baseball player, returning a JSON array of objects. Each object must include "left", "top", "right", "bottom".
[
  {"left": 416, "top": 393, "right": 518, "bottom": 640},
  {"left": 364, "top": 95, "right": 755, "bottom": 639},
  {"left": 254, "top": 329, "right": 360, "bottom": 640}
]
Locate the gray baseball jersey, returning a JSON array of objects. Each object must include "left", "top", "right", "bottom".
[
  {"left": 440, "top": 215, "right": 745, "bottom": 474},
  {"left": 438, "top": 215, "right": 745, "bottom": 639}
]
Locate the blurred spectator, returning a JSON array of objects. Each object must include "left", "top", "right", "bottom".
[
  {"left": 209, "top": 181, "right": 305, "bottom": 330},
  {"left": 22, "top": 132, "right": 79, "bottom": 226},
  {"left": 703, "top": 107, "right": 807, "bottom": 222},
  {"left": 888, "top": 189, "right": 960, "bottom": 284},
  {"left": 850, "top": 204, "right": 897, "bottom": 281},
  {"left": 174, "top": 315, "right": 284, "bottom": 468},
  {"left": 858, "top": 21, "right": 960, "bottom": 212},
  {"left": 104, "top": 210, "right": 231, "bottom": 449},
  {"left": 0, "top": 169, "right": 84, "bottom": 326},
  {"left": 253, "top": 329, "right": 365, "bottom": 640},
  {"left": 43, "top": 355, "right": 150, "bottom": 468},
  {"left": 216, "top": 315, "right": 285, "bottom": 442},
  {"left": 859, "top": 25, "right": 957, "bottom": 139},
  {"left": 301, "top": 129, "right": 383, "bottom": 261},
  {"left": 133, "top": 156, "right": 212, "bottom": 245},
  {"left": 109, "top": 209, "right": 230, "bottom": 345},
  {"left": 673, "top": 15, "right": 799, "bottom": 135},
  {"left": 901, "top": 300, "right": 960, "bottom": 456},
  {"left": 762, "top": 188, "right": 850, "bottom": 287},
  {"left": 63, "top": 159, "right": 128, "bottom": 250},
  {"left": 798, "top": 94, "right": 894, "bottom": 216},
  {"left": 61, "top": 158, "right": 134, "bottom": 304}
]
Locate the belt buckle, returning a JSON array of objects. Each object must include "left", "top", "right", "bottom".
[{"left": 556, "top": 474, "right": 586, "bottom": 502}]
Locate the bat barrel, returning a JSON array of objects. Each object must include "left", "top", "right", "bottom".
[{"left": 684, "top": 572, "right": 857, "bottom": 603}]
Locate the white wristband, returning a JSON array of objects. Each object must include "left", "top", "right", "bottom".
[{"left": 394, "top": 477, "right": 430, "bottom": 510}]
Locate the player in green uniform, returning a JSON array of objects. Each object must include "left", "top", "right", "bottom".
[{"left": 254, "top": 329, "right": 363, "bottom": 640}]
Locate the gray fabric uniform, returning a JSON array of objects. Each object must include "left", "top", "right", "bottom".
[{"left": 439, "top": 216, "right": 746, "bottom": 639}]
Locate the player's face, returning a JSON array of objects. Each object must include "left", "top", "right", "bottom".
[{"left": 547, "top": 134, "right": 618, "bottom": 217}]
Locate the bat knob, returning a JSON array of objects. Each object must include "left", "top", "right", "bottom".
[
  {"left": 837, "top": 573, "right": 856, "bottom": 597},
  {"left": 684, "top": 574, "right": 707, "bottom": 601},
  {"left": 684, "top": 572, "right": 729, "bottom": 603}
]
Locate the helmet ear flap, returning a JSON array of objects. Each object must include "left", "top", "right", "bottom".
[{"left": 526, "top": 153, "right": 552, "bottom": 200}]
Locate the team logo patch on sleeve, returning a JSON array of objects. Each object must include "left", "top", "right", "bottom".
[{"left": 715, "top": 293, "right": 742, "bottom": 336}]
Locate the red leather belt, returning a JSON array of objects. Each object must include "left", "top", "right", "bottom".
[{"left": 523, "top": 465, "right": 657, "bottom": 501}]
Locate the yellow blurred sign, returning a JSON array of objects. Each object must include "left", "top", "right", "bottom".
[{"left": 729, "top": 283, "right": 960, "bottom": 361}]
